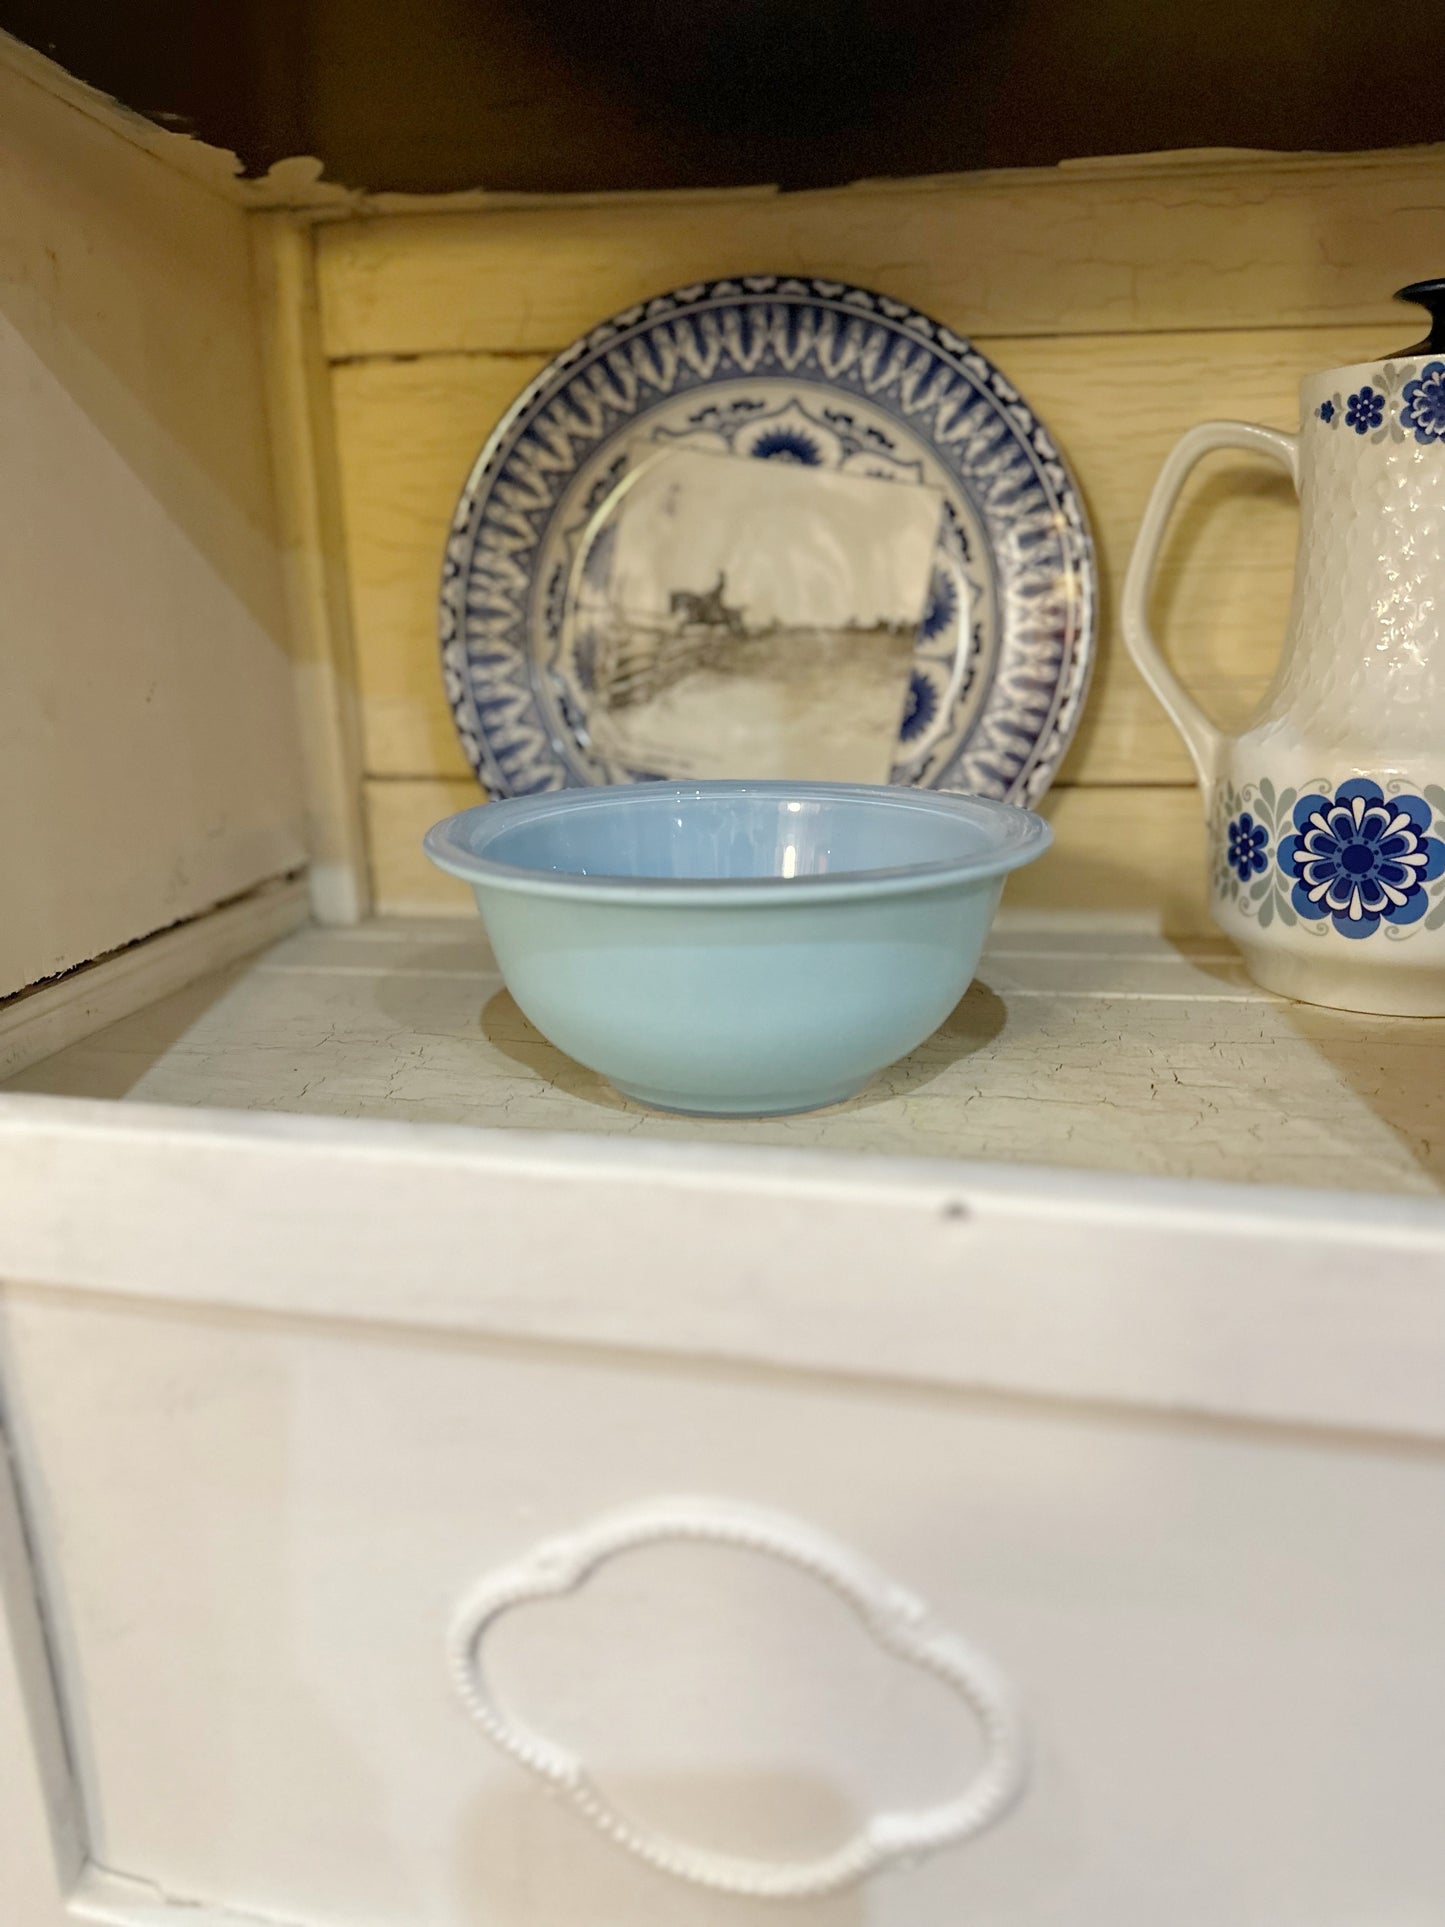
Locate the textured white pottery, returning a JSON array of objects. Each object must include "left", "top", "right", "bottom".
[{"left": 1123, "top": 284, "right": 1445, "bottom": 1015}]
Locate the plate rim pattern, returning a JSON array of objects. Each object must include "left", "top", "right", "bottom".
[{"left": 439, "top": 275, "right": 1097, "bottom": 804}]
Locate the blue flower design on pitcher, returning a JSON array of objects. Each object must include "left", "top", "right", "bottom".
[
  {"left": 1278, "top": 779, "right": 1445, "bottom": 938},
  {"left": 1345, "top": 386, "right": 1385, "bottom": 434},
  {"left": 1226, "top": 811, "right": 1269, "bottom": 882},
  {"left": 1401, "top": 361, "right": 1445, "bottom": 445}
]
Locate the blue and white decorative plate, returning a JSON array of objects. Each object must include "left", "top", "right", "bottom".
[{"left": 440, "top": 277, "right": 1096, "bottom": 802}]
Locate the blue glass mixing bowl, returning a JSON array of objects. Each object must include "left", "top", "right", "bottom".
[{"left": 424, "top": 781, "right": 1050, "bottom": 1116}]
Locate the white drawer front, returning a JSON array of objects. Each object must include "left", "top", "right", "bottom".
[{"left": 3, "top": 1288, "right": 1443, "bottom": 1927}]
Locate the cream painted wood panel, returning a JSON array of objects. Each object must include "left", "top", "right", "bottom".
[
  {"left": 331, "top": 324, "right": 1381, "bottom": 792},
  {"left": 252, "top": 215, "right": 372, "bottom": 926},
  {"left": 0, "top": 877, "right": 306, "bottom": 1082},
  {"left": 360, "top": 776, "right": 1209, "bottom": 928},
  {"left": 318, "top": 148, "right": 1438, "bottom": 923},
  {"left": 332, "top": 351, "right": 548, "bottom": 782},
  {"left": 3, "top": 1090, "right": 1444, "bottom": 1431},
  {"left": 0, "top": 54, "right": 306, "bottom": 997},
  {"left": 0, "top": 1420, "right": 79, "bottom": 1927},
  {"left": 11, "top": 917, "right": 1444, "bottom": 1197},
  {"left": 316, "top": 149, "right": 1445, "bottom": 361}
]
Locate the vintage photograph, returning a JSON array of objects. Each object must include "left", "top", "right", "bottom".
[{"left": 570, "top": 447, "right": 944, "bottom": 782}]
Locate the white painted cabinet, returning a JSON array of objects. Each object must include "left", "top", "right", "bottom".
[
  {"left": 3, "top": 27, "right": 1444, "bottom": 1927},
  {"left": 2, "top": 1101, "right": 1444, "bottom": 1927}
]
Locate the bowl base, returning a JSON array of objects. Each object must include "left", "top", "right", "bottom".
[{"left": 615, "top": 1077, "right": 868, "bottom": 1119}]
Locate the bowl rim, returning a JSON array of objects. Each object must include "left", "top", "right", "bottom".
[{"left": 423, "top": 780, "right": 1052, "bottom": 906}]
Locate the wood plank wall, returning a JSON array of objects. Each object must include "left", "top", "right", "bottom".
[{"left": 313, "top": 149, "right": 1444, "bottom": 927}]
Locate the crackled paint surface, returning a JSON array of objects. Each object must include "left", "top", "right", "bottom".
[{"left": 8, "top": 917, "right": 1443, "bottom": 1196}]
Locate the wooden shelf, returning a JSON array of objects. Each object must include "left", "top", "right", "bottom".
[{"left": 8, "top": 913, "right": 1442, "bottom": 1198}]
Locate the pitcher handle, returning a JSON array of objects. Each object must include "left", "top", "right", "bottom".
[{"left": 1121, "top": 420, "right": 1300, "bottom": 789}]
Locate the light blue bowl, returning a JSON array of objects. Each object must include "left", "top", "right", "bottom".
[{"left": 424, "top": 782, "right": 1050, "bottom": 1116}]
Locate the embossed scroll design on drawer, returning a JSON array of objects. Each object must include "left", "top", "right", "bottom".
[{"left": 446, "top": 1499, "right": 1029, "bottom": 1900}]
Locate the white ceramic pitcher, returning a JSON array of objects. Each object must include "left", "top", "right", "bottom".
[{"left": 1123, "top": 280, "right": 1445, "bottom": 1016}]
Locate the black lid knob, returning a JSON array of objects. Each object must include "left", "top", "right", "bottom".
[{"left": 1396, "top": 280, "right": 1445, "bottom": 354}]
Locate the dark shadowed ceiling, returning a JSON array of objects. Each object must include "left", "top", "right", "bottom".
[{"left": 3, "top": 0, "right": 1439, "bottom": 194}]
